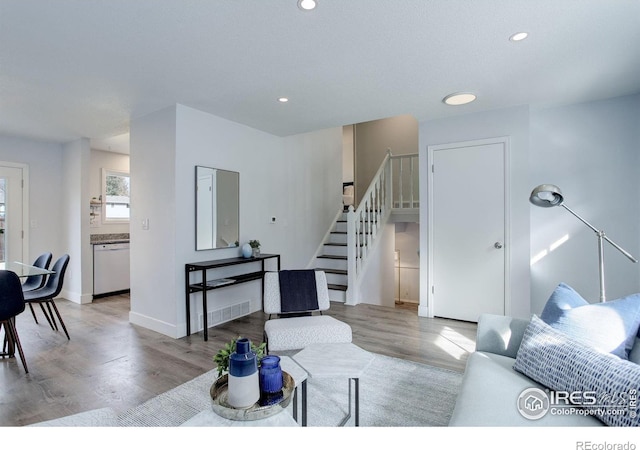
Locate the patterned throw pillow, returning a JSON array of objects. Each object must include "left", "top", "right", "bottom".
[
  {"left": 540, "top": 282, "right": 640, "bottom": 359},
  {"left": 514, "top": 315, "right": 640, "bottom": 427}
]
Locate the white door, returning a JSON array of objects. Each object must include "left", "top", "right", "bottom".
[
  {"left": 429, "top": 139, "right": 508, "bottom": 322},
  {"left": 0, "top": 165, "right": 25, "bottom": 263}
]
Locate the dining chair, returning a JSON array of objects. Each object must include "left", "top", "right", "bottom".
[
  {"left": 0, "top": 270, "right": 29, "bottom": 373},
  {"left": 21, "top": 252, "right": 53, "bottom": 292},
  {"left": 23, "top": 254, "right": 71, "bottom": 340},
  {"left": 21, "top": 252, "right": 54, "bottom": 327}
]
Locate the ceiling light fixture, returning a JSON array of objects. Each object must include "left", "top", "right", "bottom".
[
  {"left": 442, "top": 92, "right": 476, "bottom": 106},
  {"left": 278, "top": 97, "right": 289, "bottom": 103},
  {"left": 509, "top": 32, "right": 529, "bottom": 42},
  {"left": 298, "top": 0, "right": 317, "bottom": 11}
]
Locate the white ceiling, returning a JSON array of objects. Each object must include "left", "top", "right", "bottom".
[{"left": 2, "top": 0, "right": 640, "bottom": 153}]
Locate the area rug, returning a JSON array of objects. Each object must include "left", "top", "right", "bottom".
[{"left": 117, "top": 353, "right": 463, "bottom": 427}]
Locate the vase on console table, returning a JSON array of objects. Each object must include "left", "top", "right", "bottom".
[
  {"left": 227, "top": 338, "right": 260, "bottom": 408},
  {"left": 241, "top": 243, "right": 252, "bottom": 259}
]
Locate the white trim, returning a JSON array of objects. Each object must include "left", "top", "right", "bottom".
[
  {"left": 129, "top": 310, "right": 178, "bottom": 338},
  {"left": 423, "top": 137, "right": 511, "bottom": 319},
  {"left": 0, "top": 161, "right": 29, "bottom": 262},
  {"left": 102, "top": 168, "right": 130, "bottom": 224}
]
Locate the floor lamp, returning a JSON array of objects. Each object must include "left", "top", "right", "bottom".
[{"left": 529, "top": 184, "right": 638, "bottom": 303}]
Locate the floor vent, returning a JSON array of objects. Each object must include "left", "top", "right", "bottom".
[{"left": 198, "top": 301, "right": 251, "bottom": 330}]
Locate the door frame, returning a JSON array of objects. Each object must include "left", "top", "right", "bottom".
[
  {"left": 0, "top": 161, "right": 29, "bottom": 263},
  {"left": 425, "top": 137, "right": 511, "bottom": 319}
]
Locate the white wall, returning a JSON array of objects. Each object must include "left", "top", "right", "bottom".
[
  {"left": 418, "top": 105, "right": 531, "bottom": 319},
  {"left": 357, "top": 222, "right": 396, "bottom": 307},
  {"left": 129, "top": 106, "right": 177, "bottom": 335},
  {"left": 529, "top": 94, "right": 640, "bottom": 311},
  {"left": 130, "top": 104, "right": 342, "bottom": 338},
  {"left": 0, "top": 136, "right": 65, "bottom": 266},
  {"left": 61, "top": 138, "right": 92, "bottom": 304},
  {"left": 355, "top": 114, "right": 418, "bottom": 205},
  {"left": 89, "top": 149, "right": 130, "bottom": 235},
  {"left": 342, "top": 125, "right": 354, "bottom": 184},
  {"left": 395, "top": 222, "right": 420, "bottom": 303}
]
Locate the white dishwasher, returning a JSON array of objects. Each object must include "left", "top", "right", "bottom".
[{"left": 93, "top": 242, "right": 130, "bottom": 297}]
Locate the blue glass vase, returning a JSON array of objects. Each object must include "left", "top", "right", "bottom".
[{"left": 259, "top": 355, "right": 284, "bottom": 406}]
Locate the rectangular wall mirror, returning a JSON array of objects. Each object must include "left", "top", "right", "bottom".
[{"left": 195, "top": 166, "right": 239, "bottom": 251}]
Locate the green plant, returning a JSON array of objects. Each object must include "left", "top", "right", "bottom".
[
  {"left": 213, "top": 336, "right": 267, "bottom": 378},
  {"left": 249, "top": 240, "right": 260, "bottom": 249}
]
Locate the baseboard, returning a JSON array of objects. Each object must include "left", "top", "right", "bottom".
[
  {"left": 129, "top": 311, "right": 178, "bottom": 338},
  {"left": 59, "top": 289, "right": 93, "bottom": 305}
]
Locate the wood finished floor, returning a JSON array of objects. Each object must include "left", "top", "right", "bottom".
[{"left": 0, "top": 294, "right": 476, "bottom": 426}]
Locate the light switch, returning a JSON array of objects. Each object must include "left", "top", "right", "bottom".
[{"left": 142, "top": 218, "right": 150, "bottom": 230}]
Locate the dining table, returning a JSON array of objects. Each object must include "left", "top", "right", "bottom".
[
  {"left": 0, "top": 261, "right": 55, "bottom": 358},
  {"left": 0, "top": 261, "right": 54, "bottom": 278}
]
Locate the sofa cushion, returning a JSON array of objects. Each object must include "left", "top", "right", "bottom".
[
  {"left": 540, "top": 282, "right": 640, "bottom": 359},
  {"left": 514, "top": 315, "right": 640, "bottom": 427},
  {"left": 448, "top": 351, "right": 602, "bottom": 427}
]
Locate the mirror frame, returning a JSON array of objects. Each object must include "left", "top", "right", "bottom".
[{"left": 195, "top": 165, "right": 240, "bottom": 251}]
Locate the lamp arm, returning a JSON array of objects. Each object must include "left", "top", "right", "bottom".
[{"left": 561, "top": 204, "right": 638, "bottom": 263}]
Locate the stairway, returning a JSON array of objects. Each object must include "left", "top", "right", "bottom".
[
  {"left": 313, "top": 152, "right": 418, "bottom": 306},
  {"left": 314, "top": 212, "right": 349, "bottom": 302}
]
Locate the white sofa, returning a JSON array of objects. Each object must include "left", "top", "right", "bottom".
[{"left": 449, "top": 313, "right": 640, "bottom": 426}]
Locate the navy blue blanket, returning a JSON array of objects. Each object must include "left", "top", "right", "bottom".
[{"left": 279, "top": 270, "right": 319, "bottom": 313}]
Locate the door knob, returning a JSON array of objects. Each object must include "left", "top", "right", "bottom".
[{"left": 494, "top": 242, "right": 503, "bottom": 249}]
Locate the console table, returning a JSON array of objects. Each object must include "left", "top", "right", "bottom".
[{"left": 185, "top": 254, "right": 280, "bottom": 341}]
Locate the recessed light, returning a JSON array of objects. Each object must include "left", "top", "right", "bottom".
[
  {"left": 443, "top": 93, "right": 476, "bottom": 106},
  {"left": 509, "top": 32, "right": 528, "bottom": 42},
  {"left": 298, "top": 0, "right": 317, "bottom": 11},
  {"left": 278, "top": 97, "right": 289, "bottom": 103}
]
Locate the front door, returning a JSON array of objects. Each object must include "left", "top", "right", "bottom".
[
  {"left": 0, "top": 165, "right": 25, "bottom": 264},
  {"left": 428, "top": 138, "right": 508, "bottom": 322}
]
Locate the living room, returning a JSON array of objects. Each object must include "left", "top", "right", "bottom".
[{"left": 1, "top": 0, "right": 639, "bottom": 446}]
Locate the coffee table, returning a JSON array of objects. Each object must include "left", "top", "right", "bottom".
[
  {"left": 292, "top": 342, "right": 374, "bottom": 426},
  {"left": 180, "top": 355, "right": 307, "bottom": 427}
]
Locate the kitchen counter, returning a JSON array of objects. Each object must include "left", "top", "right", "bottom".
[{"left": 90, "top": 233, "right": 130, "bottom": 245}]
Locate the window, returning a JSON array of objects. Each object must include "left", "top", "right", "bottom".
[{"left": 102, "top": 169, "right": 130, "bottom": 222}]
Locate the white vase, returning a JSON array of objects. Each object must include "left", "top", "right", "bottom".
[
  {"left": 227, "top": 338, "right": 259, "bottom": 409},
  {"left": 241, "top": 243, "right": 252, "bottom": 258},
  {"left": 227, "top": 371, "right": 259, "bottom": 409}
]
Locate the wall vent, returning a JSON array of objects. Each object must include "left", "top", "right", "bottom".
[{"left": 198, "top": 300, "right": 251, "bottom": 331}]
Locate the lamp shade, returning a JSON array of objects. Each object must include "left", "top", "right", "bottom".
[{"left": 529, "top": 184, "right": 564, "bottom": 207}]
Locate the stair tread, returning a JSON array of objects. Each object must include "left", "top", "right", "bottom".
[
  {"left": 331, "top": 231, "right": 347, "bottom": 235},
  {"left": 317, "top": 254, "right": 347, "bottom": 260},
  {"left": 316, "top": 268, "right": 347, "bottom": 275},
  {"left": 324, "top": 242, "right": 347, "bottom": 246},
  {"left": 328, "top": 283, "right": 347, "bottom": 291}
]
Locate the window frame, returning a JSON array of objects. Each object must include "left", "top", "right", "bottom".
[{"left": 102, "top": 168, "right": 130, "bottom": 224}]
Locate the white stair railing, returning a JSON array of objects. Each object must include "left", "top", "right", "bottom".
[
  {"left": 346, "top": 152, "right": 392, "bottom": 305},
  {"left": 390, "top": 153, "right": 419, "bottom": 209}
]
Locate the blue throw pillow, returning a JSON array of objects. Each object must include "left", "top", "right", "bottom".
[
  {"left": 514, "top": 315, "right": 640, "bottom": 427},
  {"left": 540, "top": 283, "right": 640, "bottom": 359}
]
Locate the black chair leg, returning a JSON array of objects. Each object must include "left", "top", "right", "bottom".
[
  {"left": 35, "top": 302, "right": 56, "bottom": 330},
  {"left": 1, "top": 322, "right": 7, "bottom": 355},
  {"left": 28, "top": 303, "right": 39, "bottom": 324},
  {"left": 48, "top": 300, "right": 70, "bottom": 340},
  {"left": 4, "top": 319, "right": 28, "bottom": 373}
]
